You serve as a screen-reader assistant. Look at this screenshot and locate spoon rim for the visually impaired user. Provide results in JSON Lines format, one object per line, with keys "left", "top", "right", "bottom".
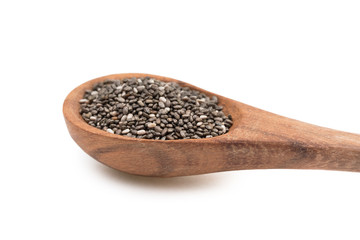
{"left": 63, "top": 73, "right": 236, "bottom": 143}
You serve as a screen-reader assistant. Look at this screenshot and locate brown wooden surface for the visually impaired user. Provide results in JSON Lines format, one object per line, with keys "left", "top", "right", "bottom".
{"left": 63, "top": 73, "right": 360, "bottom": 177}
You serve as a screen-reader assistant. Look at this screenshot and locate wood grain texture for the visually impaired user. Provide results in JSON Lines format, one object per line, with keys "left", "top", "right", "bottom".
{"left": 63, "top": 73, "right": 360, "bottom": 177}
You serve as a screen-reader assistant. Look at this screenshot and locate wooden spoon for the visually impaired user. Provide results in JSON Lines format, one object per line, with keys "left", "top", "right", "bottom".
{"left": 63, "top": 73, "right": 360, "bottom": 177}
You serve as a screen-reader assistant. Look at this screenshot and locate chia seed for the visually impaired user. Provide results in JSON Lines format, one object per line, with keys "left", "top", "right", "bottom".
{"left": 79, "top": 77, "right": 233, "bottom": 140}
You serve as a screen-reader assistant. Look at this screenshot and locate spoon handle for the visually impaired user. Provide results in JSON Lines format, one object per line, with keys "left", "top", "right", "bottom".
{"left": 227, "top": 105, "right": 360, "bottom": 172}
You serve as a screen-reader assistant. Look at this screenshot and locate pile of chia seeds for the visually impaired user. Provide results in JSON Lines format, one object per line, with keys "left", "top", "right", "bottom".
{"left": 79, "top": 77, "right": 233, "bottom": 140}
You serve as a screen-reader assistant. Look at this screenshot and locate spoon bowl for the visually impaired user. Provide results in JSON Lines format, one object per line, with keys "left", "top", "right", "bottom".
{"left": 63, "top": 73, "right": 360, "bottom": 177}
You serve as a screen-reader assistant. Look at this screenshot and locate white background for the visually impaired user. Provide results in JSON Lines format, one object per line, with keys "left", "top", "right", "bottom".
{"left": 1, "top": 1, "right": 360, "bottom": 239}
